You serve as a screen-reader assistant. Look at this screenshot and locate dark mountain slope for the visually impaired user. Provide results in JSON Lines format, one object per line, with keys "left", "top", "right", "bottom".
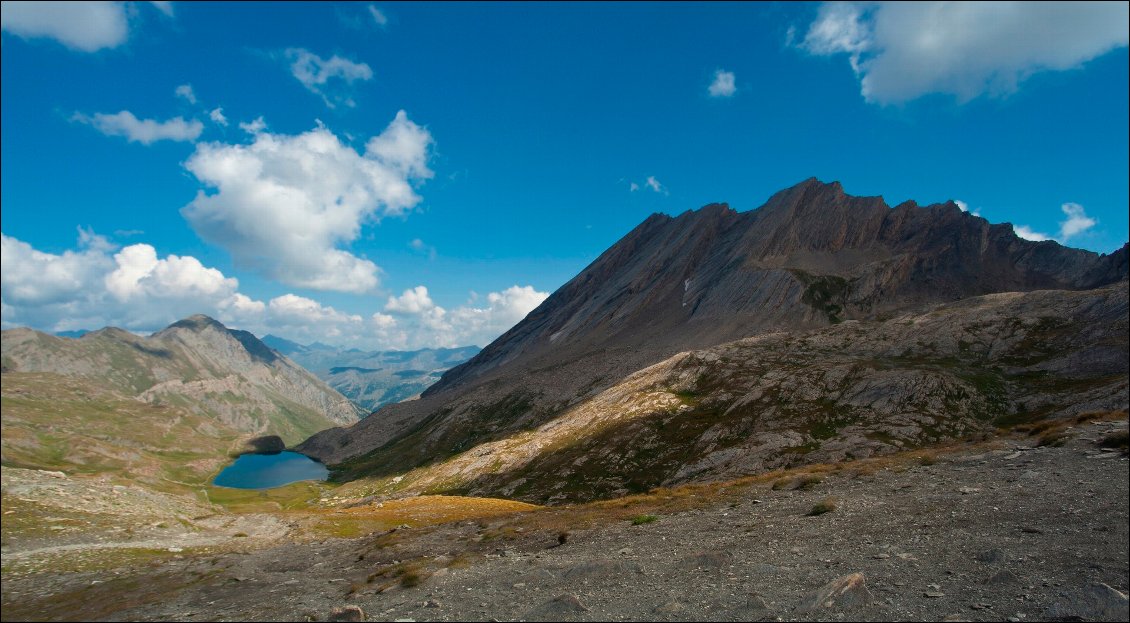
{"left": 299, "top": 179, "right": 1127, "bottom": 473}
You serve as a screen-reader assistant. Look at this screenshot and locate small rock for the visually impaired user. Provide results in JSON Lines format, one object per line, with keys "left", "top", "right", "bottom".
{"left": 925, "top": 592, "right": 946, "bottom": 598}
{"left": 423, "top": 600, "right": 439, "bottom": 608}
{"left": 653, "top": 601, "right": 685, "bottom": 614}
{"left": 732, "top": 594, "right": 775, "bottom": 621}
{"left": 167, "top": 547, "right": 183, "bottom": 553}
{"left": 683, "top": 551, "right": 730, "bottom": 568}
{"left": 975, "top": 549, "right": 1006, "bottom": 564}
{"left": 326, "top": 605, "right": 365, "bottom": 622}
{"left": 873, "top": 553, "right": 890, "bottom": 560}
{"left": 525, "top": 594, "right": 589, "bottom": 620}
{"left": 958, "top": 487, "right": 981, "bottom": 495}
{"left": 983, "top": 570, "right": 1020, "bottom": 586}
{"left": 796, "top": 572, "right": 873, "bottom": 612}
{"left": 563, "top": 559, "right": 641, "bottom": 580}
{"left": 1045, "top": 583, "right": 1129, "bottom": 621}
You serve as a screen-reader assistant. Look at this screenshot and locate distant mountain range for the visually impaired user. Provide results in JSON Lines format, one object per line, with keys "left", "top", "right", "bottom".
{"left": 298, "top": 178, "right": 1129, "bottom": 503}
{"left": 258, "top": 335, "right": 479, "bottom": 413}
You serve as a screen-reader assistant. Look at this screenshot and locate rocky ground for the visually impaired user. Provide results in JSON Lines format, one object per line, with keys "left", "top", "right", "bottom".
{"left": 2, "top": 419, "right": 1127, "bottom": 622}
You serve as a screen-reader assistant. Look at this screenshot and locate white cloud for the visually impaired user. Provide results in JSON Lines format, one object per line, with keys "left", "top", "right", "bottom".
{"left": 365, "top": 111, "right": 434, "bottom": 179}
{"left": 182, "top": 111, "right": 434, "bottom": 293}
{"left": 175, "top": 84, "right": 197, "bottom": 104}
{"left": 385, "top": 285, "right": 435, "bottom": 314}
{"left": 239, "top": 116, "right": 266, "bottom": 134}
{"left": 1013, "top": 225, "right": 1051, "bottom": 242}
{"left": 105, "top": 244, "right": 238, "bottom": 303}
{"left": 1, "top": 1, "right": 129, "bottom": 52}
{"left": 1, "top": 230, "right": 115, "bottom": 307}
{"left": 285, "top": 48, "right": 373, "bottom": 108}
{"left": 0, "top": 230, "right": 250, "bottom": 333}
{"left": 954, "top": 199, "right": 981, "bottom": 217}
{"left": 708, "top": 69, "right": 737, "bottom": 97}
{"left": 368, "top": 5, "right": 388, "bottom": 27}
{"left": 75, "top": 110, "right": 204, "bottom": 144}
{"left": 1011, "top": 202, "right": 1097, "bottom": 244}
{"left": 2, "top": 232, "right": 548, "bottom": 350}
{"left": 1058, "top": 202, "right": 1096, "bottom": 240}
{"left": 629, "top": 182, "right": 640, "bottom": 192}
{"left": 149, "top": 1, "right": 173, "bottom": 17}
{"left": 209, "top": 107, "right": 228, "bottom": 126}
{"left": 381, "top": 284, "right": 548, "bottom": 348}
{"left": 645, "top": 175, "right": 668, "bottom": 195}
{"left": 799, "top": 2, "right": 1130, "bottom": 104}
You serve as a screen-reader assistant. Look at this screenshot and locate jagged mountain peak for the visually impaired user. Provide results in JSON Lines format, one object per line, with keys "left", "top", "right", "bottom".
{"left": 426, "top": 179, "right": 1126, "bottom": 397}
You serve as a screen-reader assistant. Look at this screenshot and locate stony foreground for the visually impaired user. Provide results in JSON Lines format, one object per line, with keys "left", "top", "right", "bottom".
{"left": 2, "top": 420, "right": 1127, "bottom": 622}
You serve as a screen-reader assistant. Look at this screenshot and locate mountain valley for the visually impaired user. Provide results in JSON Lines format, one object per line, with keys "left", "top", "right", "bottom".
{"left": 261, "top": 336, "right": 479, "bottom": 413}
{"left": 2, "top": 179, "right": 1127, "bottom": 622}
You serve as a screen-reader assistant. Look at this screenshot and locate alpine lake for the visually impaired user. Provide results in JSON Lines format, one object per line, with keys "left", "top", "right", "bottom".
{"left": 212, "top": 451, "right": 328, "bottom": 489}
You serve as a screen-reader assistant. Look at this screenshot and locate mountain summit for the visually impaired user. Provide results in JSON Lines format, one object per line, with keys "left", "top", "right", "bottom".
{"left": 298, "top": 179, "right": 1127, "bottom": 501}
{"left": 429, "top": 178, "right": 1125, "bottom": 396}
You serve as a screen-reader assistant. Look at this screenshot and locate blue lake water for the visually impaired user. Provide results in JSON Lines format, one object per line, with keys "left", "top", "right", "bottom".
{"left": 212, "top": 451, "right": 328, "bottom": 489}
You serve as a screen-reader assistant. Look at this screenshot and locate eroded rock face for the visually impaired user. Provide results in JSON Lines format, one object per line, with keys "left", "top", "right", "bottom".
{"left": 311, "top": 283, "right": 1127, "bottom": 503}
{"left": 300, "top": 179, "right": 1126, "bottom": 472}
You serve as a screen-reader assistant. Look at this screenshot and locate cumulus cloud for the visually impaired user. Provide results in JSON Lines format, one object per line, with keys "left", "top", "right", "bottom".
{"left": 209, "top": 107, "right": 228, "bottom": 126}
{"left": 799, "top": 2, "right": 1129, "bottom": 104}
{"left": 285, "top": 48, "right": 373, "bottom": 108}
{"left": 1, "top": 229, "right": 115, "bottom": 308}
{"left": 175, "top": 84, "right": 197, "bottom": 104}
{"left": 0, "top": 230, "right": 248, "bottom": 333}
{"left": 1013, "top": 225, "right": 1051, "bottom": 242}
{"left": 645, "top": 175, "right": 668, "bottom": 195}
{"left": 1057, "top": 202, "right": 1096, "bottom": 240}
{"left": 381, "top": 284, "right": 548, "bottom": 348}
{"left": 1, "top": 1, "right": 130, "bottom": 52}
{"left": 181, "top": 111, "right": 434, "bottom": 293}
{"left": 708, "top": 69, "right": 737, "bottom": 97}
{"left": 1012, "top": 202, "right": 1097, "bottom": 243}
{"left": 75, "top": 110, "right": 204, "bottom": 144}
{"left": 238, "top": 116, "right": 266, "bottom": 134}
{"left": 385, "top": 285, "right": 435, "bottom": 314}
{"left": 2, "top": 233, "right": 540, "bottom": 350}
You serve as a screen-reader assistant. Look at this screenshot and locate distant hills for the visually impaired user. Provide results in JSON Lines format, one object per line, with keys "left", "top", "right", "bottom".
{"left": 1, "top": 315, "right": 363, "bottom": 486}
{"left": 259, "top": 335, "right": 479, "bottom": 413}
{"left": 298, "top": 178, "right": 1129, "bottom": 503}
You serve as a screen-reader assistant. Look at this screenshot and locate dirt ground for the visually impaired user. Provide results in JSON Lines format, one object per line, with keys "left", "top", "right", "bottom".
{"left": 2, "top": 420, "right": 1127, "bottom": 622}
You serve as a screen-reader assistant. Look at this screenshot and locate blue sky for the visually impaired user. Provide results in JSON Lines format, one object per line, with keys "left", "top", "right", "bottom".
{"left": 2, "top": 2, "right": 1128, "bottom": 349}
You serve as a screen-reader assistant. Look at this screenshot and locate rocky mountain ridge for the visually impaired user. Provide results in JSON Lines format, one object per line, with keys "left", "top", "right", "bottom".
{"left": 313, "top": 282, "right": 1128, "bottom": 503}
{"left": 298, "top": 179, "right": 1128, "bottom": 482}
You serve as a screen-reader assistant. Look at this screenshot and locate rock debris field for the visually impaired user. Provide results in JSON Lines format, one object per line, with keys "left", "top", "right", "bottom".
{"left": 2, "top": 421, "right": 1127, "bottom": 622}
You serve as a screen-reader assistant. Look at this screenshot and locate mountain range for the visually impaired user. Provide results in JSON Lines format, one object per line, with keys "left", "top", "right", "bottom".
{"left": 1, "top": 315, "right": 362, "bottom": 487}
{"left": 259, "top": 335, "right": 479, "bottom": 413}
{"left": 297, "top": 178, "right": 1128, "bottom": 502}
